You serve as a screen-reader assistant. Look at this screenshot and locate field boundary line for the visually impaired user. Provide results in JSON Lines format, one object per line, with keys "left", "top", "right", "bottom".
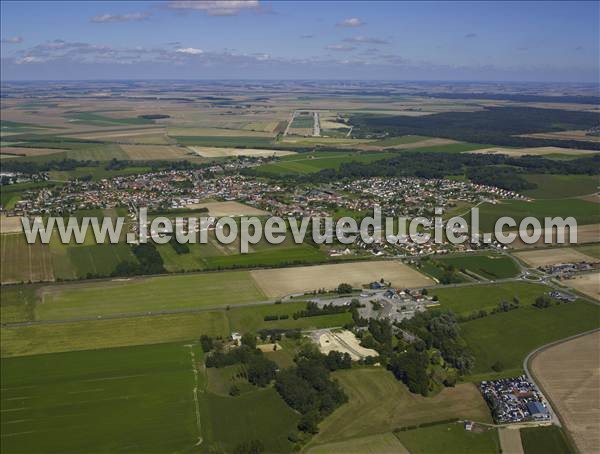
{"left": 186, "top": 345, "right": 203, "bottom": 446}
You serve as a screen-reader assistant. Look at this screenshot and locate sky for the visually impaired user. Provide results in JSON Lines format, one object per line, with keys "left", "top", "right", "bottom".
{"left": 1, "top": 0, "right": 598, "bottom": 82}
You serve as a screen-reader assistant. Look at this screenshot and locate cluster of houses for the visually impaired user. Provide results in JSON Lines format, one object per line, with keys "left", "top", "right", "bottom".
{"left": 480, "top": 376, "right": 551, "bottom": 424}
{"left": 1, "top": 171, "right": 281, "bottom": 217}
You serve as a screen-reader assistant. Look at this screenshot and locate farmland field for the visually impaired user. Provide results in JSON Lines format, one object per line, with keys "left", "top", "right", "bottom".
{"left": 432, "top": 282, "right": 551, "bottom": 316}
{"left": 309, "top": 368, "right": 491, "bottom": 446}
{"left": 395, "top": 423, "right": 501, "bottom": 454}
{"left": 308, "top": 433, "right": 409, "bottom": 454}
{"left": 461, "top": 301, "right": 600, "bottom": 377}
{"left": 251, "top": 260, "right": 432, "bottom": 297}
{"left": 513, "top": 247, "right": 597, "bottom": 267}
{"left": 0, "top": 234, "right": 54, "bottom": 284}
{"left": 188, "top": 146, "right": 296, "bottom": 157}
{"left": 0, "top": 312, "right": 229, "bottom": 357}
{"left": 120, "top": 144, "right": 200, "bottom": 160}
{"left": 522, "top": 174, "right": 599, "bottom": 199}
{"left": 562, "top": 272, "right": 600, "bottom": 300}
{"left": 36, "top": 271, "right": 266, "bottom": 320}
{"left": 530, "top": 331, "right": 599, "bottom": 453}
{"left": 255, "top": 151, "right": 396, "bottom": 174}
{"left": 436, "top": 253, "right": 521, "bottom": 279}
{"left": 520, "top": 426, "right": 575, "bottom": 454}
{"left": 473, "top": 198, "right": 600, "bottom": 232}
{"left": 0, "top": 343, "right": 201, "bottom": 453}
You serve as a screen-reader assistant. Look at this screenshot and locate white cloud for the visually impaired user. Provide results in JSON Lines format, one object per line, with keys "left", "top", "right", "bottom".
{"left": 168, "top": 1, "right": 260, "bottom": 16}
{"left": 176, "top": 47, "right": 204, "bottom": 55}
{"left": 91, "top": 12, "right": 151, "bottom": 23}
{"left": 1, "top": 36, "right": 23, "bottom": 44}
{"left": 343, "top": 36, "right": 388, "bottom": 45}
{"left": 337, "top": 17, "right": 364, "bottom": 28}
{"left": 325, "top": 43, "right": 356, "bottom": 52}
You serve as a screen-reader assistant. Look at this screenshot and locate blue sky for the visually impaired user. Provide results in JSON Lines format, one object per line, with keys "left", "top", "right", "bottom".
{"left": 1, "top": 1, "right": 598, "bottom": 81}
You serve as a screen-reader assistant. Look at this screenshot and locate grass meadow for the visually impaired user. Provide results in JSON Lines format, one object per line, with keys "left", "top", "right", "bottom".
{"left": 435, "top": 253, "right": 521, "bottom": 280}
{"left": 522, "top": 174, "right": 599, "bottom": 199}
{"left": 395, "top": 423, "right": 501, "bottom": 454}
{"left": 37, "top": 271, "right": 266, "bottom": 320}
{"left": 309, "top": 368, "right": 491, "bottom": 447}
{"left": 520, "top": 426, "right": 575, "bottom": 454}
{"left": 432, "top": 281, "right": 551, "bottom": 316}
{"left": 0, "top": 343, "right": 200, "bottom": 453}
{"left": 461, "top": 300, "right": 600, "bottom": 378}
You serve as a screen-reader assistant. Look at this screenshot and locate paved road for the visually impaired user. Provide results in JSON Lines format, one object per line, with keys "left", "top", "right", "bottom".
{"left": 313, "top": 111, "right": 320, "bottom": 137}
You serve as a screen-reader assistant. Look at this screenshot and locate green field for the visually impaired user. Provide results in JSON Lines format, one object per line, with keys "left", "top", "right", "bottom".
{"left": 461, "top": 300, "right": 600, "bottom": 377}
{"left": 520, "top": 426, "right": 575, "bottom": 454}
{"left": 522, "top": 174, "right": 599, "bottom": 199}
{"left": 436, "top": 253, "right": 521, "bottom": 280}
{"left": 308, "top": 432, "right": 408, "bottom": 454}
{"left": 65, "top": 111, "right": 153, "bottom": 126}
{"left": 37, "top": 271, "right": 266, "bottom": 320}
{"left": 0, "top": 343, "right": 200, "bottom": 453}
{"left": 0, "top": 234, "right": 54, "bottom": 284}
{"left": 174, "top": 135, "right": 275, "bottom": 147}
{"left": 290, "top": 114, "right": 314, "bottom": 129}
{"left": 309, "top": 368, "right": 491, "bottom": 446}
{"left": 432, "top": 282, "right": 551, "bottom": 316}
{"left": 472, "top": 198, "right": 600, "bottom": 232}
{"left": 0, "top": 285, "right": 37, "bottom": 323}
{"left": 0, "top": 311, "right": 229, "bottom": 357}
{"left": 256, "top": 150, "right": 396, "bottom": 174}
{"left": 395, "top": 423, "right": 501, "bottom": 454}
{"left": 1, "top": 340, "right": 301, "bottom": 453}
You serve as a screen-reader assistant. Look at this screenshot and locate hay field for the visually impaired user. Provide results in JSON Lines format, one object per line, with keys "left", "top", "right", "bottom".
{"left": 530, "top": 331, "right": 600, "bottom": 453}
{"left": 514, "top": 248, "right": 597, "bottom": 267}
{"left": 563, "top": 272, "right": 600, "bottom": 300}
{"left": 187, "top": 201, "right": 268, "bottom": 216}
{"left": 498, "top": 428, "right": 524, "bottom": 454}
{"left": 251, "top": 261, "right": 432, "bottom": 297}
{"left": 0, "top": 234, "right": 54, "bottom": 284}
{"left": 189, "top": 146, "right": 296, "bottom": 158}
{"left": 308, "top": 433, "right": 409, "bottom": 454}
{"left": 310, "top": 368, "right": 491, "bottom": 446}
{"left": 509, "top": 224, "right": 600, "bottom": 249}
{"left": 0, "top": 215, "right": 22, "bottom": 233}
{"left": 469, "top": 146, "right": 597, "bottom": 157}
{"left": 120, "top": 144, "right": 199, "bottom": 160}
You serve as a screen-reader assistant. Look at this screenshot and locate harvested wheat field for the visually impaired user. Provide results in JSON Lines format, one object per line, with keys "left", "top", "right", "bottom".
{"left": 251, "top": 261, "right": 432, "bottom": 297}
{"left": 120, "top": 144, "right": 198, "bottom": 160}
{"left": 514, "top": 248, "right": 597, "bottom": 267}
{"left": 470, "top": 146, "right": 597, "bottom": 157}
{"left": 498, "top": 428, "right": 524, "bottom": 454}
{"left": 563, "top": 273, "right": 600, "bottom": 300}
{"left": 188, "top": 201, "right": 268, "bottom": 217}
{"left": 510, "top": 224, "right": 600, "bottom": 249}
{"left": 0, "top": 215, "right": 23, "bottom": 233}
{"left": 531, "top": 331, "right": 600, "bottom": 453}
{"left": 189, "top": 146, "right": 296, "bottom": 158}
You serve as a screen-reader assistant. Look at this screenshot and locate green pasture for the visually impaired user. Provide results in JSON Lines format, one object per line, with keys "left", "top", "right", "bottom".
{"left": 395, "top": 423, "right": 501, "bottom": 454}
{"left": 435, "top": 253, "right": 521, "bottom": 280}
{"left": 461, "top": 300, "right": 600, "bottom": 376}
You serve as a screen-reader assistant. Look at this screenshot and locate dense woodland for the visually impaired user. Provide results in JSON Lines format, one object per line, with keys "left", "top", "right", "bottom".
{"left": 349, "top": 106, "right": 600, "bottom": 150}
{"left": 276, "top": 152, "right": 600, "bottom": 191}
